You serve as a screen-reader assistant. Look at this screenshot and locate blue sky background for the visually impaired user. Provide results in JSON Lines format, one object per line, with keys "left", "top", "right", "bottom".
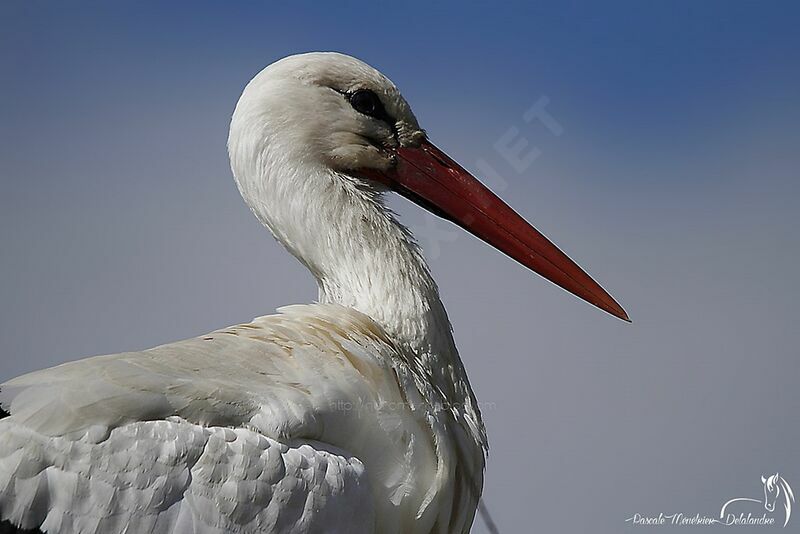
{"left": 1, "top": 2, "right": 799, "bottom": 532}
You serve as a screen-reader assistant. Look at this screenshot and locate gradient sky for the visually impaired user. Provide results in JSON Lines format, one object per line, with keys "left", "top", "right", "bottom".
{"left": 1, "top": 2, "right": 799, "bottom": 533}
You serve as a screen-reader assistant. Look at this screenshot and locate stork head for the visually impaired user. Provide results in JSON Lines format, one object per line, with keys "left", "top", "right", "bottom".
{"left": 229, "top": 52, "right": 422, "bottom": 176}
{"left": 228, "top": 52, "right": 628, "bottom": 322}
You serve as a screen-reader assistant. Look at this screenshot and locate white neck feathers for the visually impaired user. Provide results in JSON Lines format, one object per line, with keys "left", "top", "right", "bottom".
{"left": 227, "top": 96, "right": 487, "bottom": 456}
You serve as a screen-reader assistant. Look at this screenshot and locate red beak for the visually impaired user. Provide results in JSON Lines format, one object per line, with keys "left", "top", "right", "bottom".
{"left": 361, "top": 139, "right": 630, "bottom": 322}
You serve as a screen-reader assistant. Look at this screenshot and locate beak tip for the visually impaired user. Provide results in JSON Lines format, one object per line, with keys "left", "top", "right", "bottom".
{"left": 609, "top": 303, "right": 631, "bottom": 323}
{"left": 592, "top": 293, "right": 630, "bottom": 323}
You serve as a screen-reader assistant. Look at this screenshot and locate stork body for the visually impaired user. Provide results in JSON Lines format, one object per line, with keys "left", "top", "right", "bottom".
{"left": 0, "top": 304, "right": 479, "bottom": 533}
{"left": 0, "top": 53, "right": 626, "bottom": 533}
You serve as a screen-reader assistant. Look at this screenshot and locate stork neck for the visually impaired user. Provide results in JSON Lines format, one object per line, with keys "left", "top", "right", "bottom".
{"left": 306, "top": 176, "right": 487, "bottom": 449}
{"left": 230, "top": 144, "right": 485, "bottom": 449}
{"left": 322, "top": 215, "right": 452, "bottom": 358}
{"left": 312, "top": 174, "right": 457, "bottom": 366}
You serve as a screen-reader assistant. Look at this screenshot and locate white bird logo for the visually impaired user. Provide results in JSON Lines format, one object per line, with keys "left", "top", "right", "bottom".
{"left": 720, "top": 473, "right": 795, "bottom": 527}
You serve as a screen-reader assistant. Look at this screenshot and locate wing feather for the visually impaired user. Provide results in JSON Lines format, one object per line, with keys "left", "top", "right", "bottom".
{"left": 0, "top": 305, "right": 393, "bottom": 533}
{"left": 0, "top": 414, "right": 374, "bottom": 533}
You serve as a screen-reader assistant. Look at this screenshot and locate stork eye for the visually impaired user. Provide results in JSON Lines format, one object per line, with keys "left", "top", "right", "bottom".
{"left": 349, "top": 89, "right": 383, "bottom": 118}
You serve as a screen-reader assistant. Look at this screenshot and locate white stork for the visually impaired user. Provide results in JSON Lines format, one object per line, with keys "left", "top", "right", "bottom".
{"left": 0, "top": 52, "right": 628, "bottom": 534}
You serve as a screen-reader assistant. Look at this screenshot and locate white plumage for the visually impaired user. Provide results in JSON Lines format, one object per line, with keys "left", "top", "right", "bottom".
{"left": 1, "top": 305, "right": 472, "bottom": 533}
{"left": 1, "top": 51, "right": 627, "bottom": 534}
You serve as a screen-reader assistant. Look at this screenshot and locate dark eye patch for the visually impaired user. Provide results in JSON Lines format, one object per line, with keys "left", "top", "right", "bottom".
{"left": 348, "top": 89, "right": 395, "bottom": 125}
{"left": 350, "top": 89, "right": 380, "bottom": 115}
